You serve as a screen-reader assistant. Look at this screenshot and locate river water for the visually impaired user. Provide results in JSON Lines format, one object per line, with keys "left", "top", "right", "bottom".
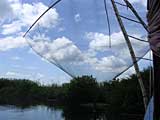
{"left": 0, "top": 105, "right": 107, "bottom": 120}
{"left": 0, "top": 105, "right": 64, "bottom": 120}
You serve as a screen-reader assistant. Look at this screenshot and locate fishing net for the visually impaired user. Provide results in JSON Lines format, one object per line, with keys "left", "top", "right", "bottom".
{"left": 24, "top": 0, "right": 150, "bottom": 81}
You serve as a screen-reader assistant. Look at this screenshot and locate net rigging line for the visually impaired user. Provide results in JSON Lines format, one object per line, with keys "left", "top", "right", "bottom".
{"left": 103, "top": 0, "right": 112, "bottom": 48}
{"left": 123, "top": 0, "right": 149, "bottom": 32}
{"left": 114, "top": 0, "right": 149, "bottom": 44}
{"left": 23, "top": 0, "right": 62, "bottom": 37}
{"left": 26, "top": 36, "right": 75, "bottom": 78}
{"left": 128, "top": 35, "right": 149, "bottom": 43}
{"left": 113, "top": 49, "right": 150, "bottom": 79}
{"left": 114, "top": 0, "right": 148, "bottom": 32}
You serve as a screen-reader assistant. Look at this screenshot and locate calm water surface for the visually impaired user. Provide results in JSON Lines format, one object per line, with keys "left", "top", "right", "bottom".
{"left": 0, "top": 105, "right": 64, "bottom": 120}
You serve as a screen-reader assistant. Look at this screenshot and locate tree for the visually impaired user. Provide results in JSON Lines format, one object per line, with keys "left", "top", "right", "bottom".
{"left": 66, "top": 76, "right": 99, "bottom": 105}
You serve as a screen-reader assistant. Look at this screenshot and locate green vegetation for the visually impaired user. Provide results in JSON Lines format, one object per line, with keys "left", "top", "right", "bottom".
{"left": 0, "top": 68, "right": 151, "bottom": 119}
{"left": 0, "top": 79, "right": 64, "bottom": 106}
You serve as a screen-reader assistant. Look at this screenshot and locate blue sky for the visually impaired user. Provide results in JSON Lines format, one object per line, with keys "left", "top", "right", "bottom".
{"left": 0, "top": 0, "right": 151, "bottom": 85}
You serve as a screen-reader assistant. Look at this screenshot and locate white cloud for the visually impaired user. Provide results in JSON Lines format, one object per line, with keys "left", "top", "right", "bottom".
{"left": 86, "top": 32, "right": 149, "bottom": 57}
{"left": 10, "top": 2, "right": 59, "bottom": 28}
{"left": 1, "top": 21, "right": 23, "bottom": 35}
{"left": 6, "top": 71, "right": 17, "bottom": 76}
{"left": 83, "top": 55, "right": 127, "bottom": 73}
{"left": 86, "top": 32, "right": 125, "bottom": 52}
{"left": 74, "top": 14, "right": 81, "bottom": 22}
{"left": 85, "top": 31, "right": 149, "bottom": 73}
{"left": 5, "top": 71, "right": 44, "bottom": 81}
{"left": 1, "top": 1, "right": 59, "bottom": 35}
{"left": 5, "top": 71, "right": 31, "bottom": 79}
{"left": 30, "top": 36, "right": 83, "bottom": 63}
{"left": 95, "top": 56, "right": 127, "bottom": 72}
{"left": 0, "top": 36, "right": 27, "bottom": 51}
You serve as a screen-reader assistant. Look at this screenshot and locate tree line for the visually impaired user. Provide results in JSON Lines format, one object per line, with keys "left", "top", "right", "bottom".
{"left": 0, "top": 68, "right": 151, "bottom": 120}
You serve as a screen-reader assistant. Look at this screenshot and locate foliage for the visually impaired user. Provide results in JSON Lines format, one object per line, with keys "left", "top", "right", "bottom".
{"left": 66, "top": 76, "right": 99, "bottom": 105}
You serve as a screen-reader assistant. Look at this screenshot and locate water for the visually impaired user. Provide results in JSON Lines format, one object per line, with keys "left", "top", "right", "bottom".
{"left": 0, "top": 105, "right": 64, "bottom": 120}
{"left": 0, "top": 105, "right": 107, "bottom": 120}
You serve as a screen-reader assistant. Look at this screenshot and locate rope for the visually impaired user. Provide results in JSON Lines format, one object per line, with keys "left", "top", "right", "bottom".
{"left": 25, "top": 35, "right": 75, "bottom": 78}
{"left": 103, "top": 0, "right": 112, "bottom": 48}
{"left": 113, "top": 49, "right": 150, "bottom": 79}
{"left": 23, "top": 0, "right": 62, "bottom": 37}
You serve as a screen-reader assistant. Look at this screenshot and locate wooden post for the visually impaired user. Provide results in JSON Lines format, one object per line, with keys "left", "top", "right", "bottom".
{"left": 153, "top": 54, "right": 160, "bottom": 120}
{"left": 110, "top": 0, "right": 148, "bottom": 110}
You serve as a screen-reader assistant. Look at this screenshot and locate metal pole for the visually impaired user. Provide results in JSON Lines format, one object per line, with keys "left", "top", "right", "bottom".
{"left": 110, "top": 0, "right": 148, "bottom": 110}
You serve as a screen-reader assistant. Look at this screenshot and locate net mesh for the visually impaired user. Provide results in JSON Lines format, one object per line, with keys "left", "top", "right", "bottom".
{"left": 24, "top": 0, "right": 150, "bottom": 81}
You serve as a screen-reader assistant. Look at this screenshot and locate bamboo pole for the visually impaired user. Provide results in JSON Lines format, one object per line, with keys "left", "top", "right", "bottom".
{"left": 110, "top": 0, "right": 148, "bottom": 110}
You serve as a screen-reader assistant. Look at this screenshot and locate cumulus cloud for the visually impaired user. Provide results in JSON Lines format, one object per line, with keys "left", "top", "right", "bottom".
{"left": 30, "top": 36, "right": 83, "bottom": 63}
{"left": 86, "top": 32, "right": 125, "bottom": 52}
{"left": 0, "top": 36, "right": 27, "bottom": 51}
{"left": 1, "top": 21, "right": 23, "bottom": 35}
{"left": 90, "top": 56, "right": 127, "bottom": 72}
{"left": 16, "top": 2, "right": 59, "bottom": 28}
{"left": 1, "top": 1, "right": 59, "bottom": 35}
{"left": 86, "top": 32, "right": 148, "bottom": 56}
{"left": 28, "top": 33, "right": 129, "bottom": 76}
{"left": 85, "top": 31, "right": 149, "bottom": 73}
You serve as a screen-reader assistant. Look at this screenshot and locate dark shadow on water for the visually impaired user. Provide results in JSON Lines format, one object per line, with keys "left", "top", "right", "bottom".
{"left": 61, "top": 104, "right": 107, "bottom": 120}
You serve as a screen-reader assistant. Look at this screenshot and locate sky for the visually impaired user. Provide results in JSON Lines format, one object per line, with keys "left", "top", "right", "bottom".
{"left": 0, "top": 0, "right": 151, "bottom": 85}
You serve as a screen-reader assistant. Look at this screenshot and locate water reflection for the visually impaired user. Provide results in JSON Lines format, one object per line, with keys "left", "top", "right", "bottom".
{"left": 0, "top": 105, "right": 107, "bottom": 120}
{"left": 62, "top": 104, "right": 107, "bottom": 120}
{"left": 0, "top": 105, "right": 64, "bottom": 120}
